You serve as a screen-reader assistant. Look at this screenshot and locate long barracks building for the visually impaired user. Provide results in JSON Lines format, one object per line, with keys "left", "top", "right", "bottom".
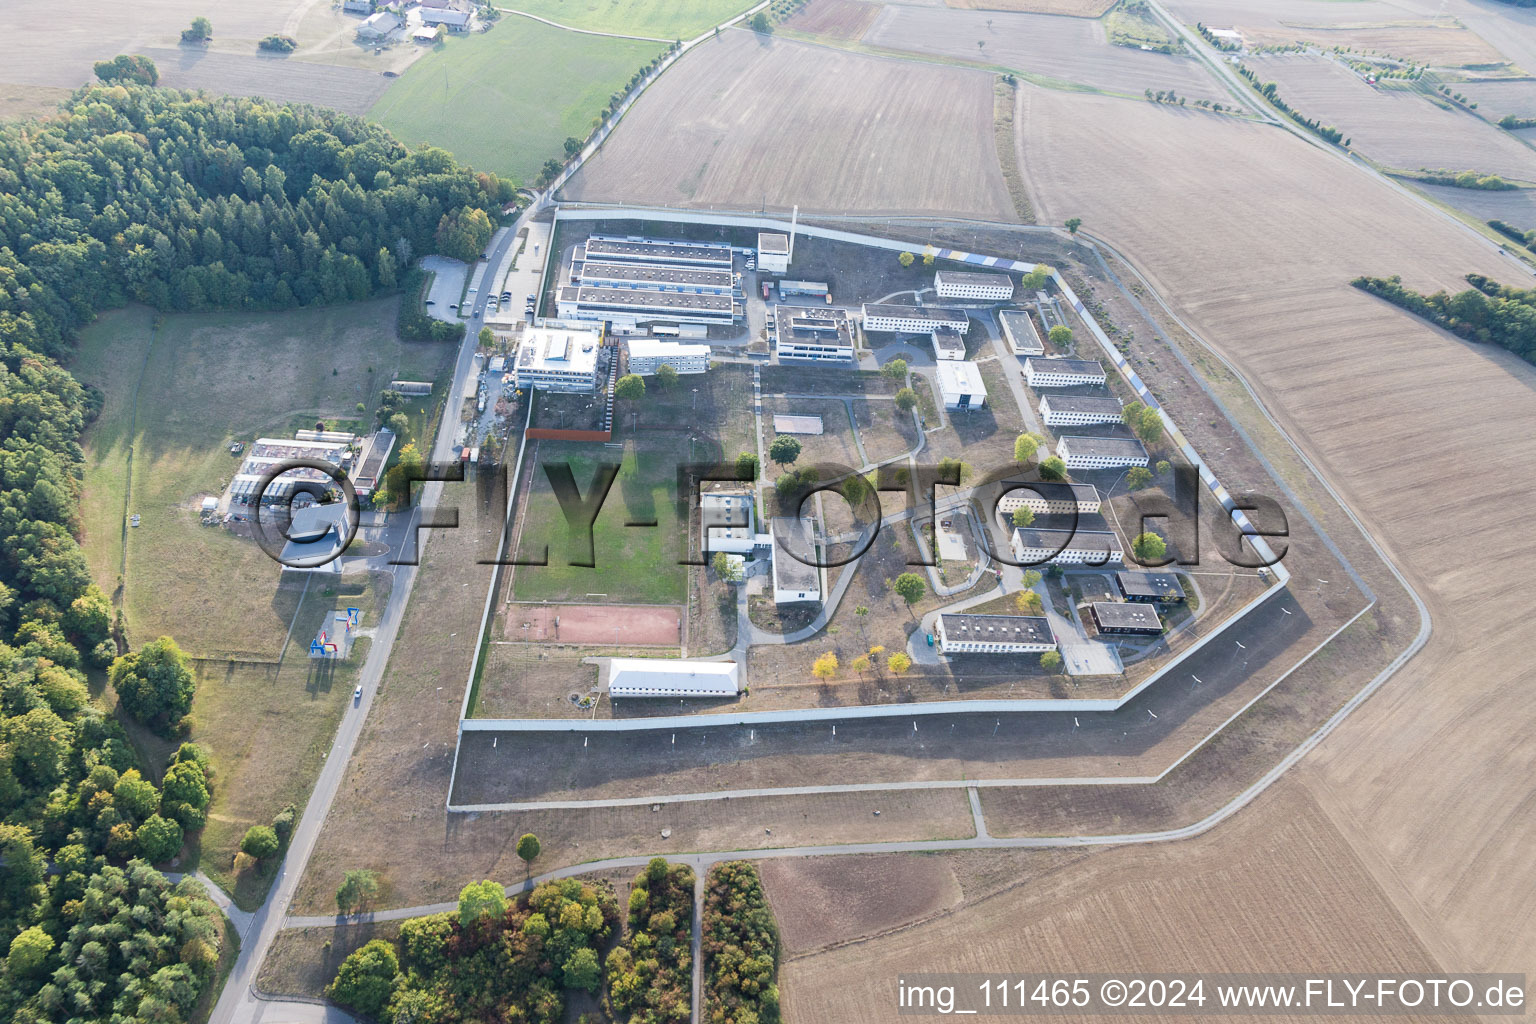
{"left": 861, "top": 302, "right": 969, "bottom": 334}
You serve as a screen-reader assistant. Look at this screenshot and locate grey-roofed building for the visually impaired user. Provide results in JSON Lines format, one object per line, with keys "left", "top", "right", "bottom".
{"left": 1116, "top": 570, "right": 1186, "bottom": 603}
{"left": 573, "top": 259, "right": 735, "bottom": 293}
{"left": 280, "top": 502, "right": 352, "bottom": 573}
{"left": 1090, "top": 602, "right": 1163, "bottom": 635}
{"left": 1039, "top": 394, "right": 1124, "bottom": 427}
{"left": 771, "top": 516, "right": 821, "bottom": 604}
{"left": 607, "top": 658, "right": 740, "bottom": 698}
{"left": 557, "top": 284, "right": 737, "bottom": 329}
{"left": 774, "top": 305, "right": 855, "bottom": 362}
{"left": 999, "top": 309, "right": 1044, "bottom": 355}
{"left": 931, "top": 325, "right": 966, "bottom": 360}
{"left": 861, "top": 302, "right": 969, "bottom": 334}
{"left": 934, "top": 269, "right": 1015, "bottom": 301}
{"left": 1023, "top": 357, "right": 1106, "bottom": 388}
{"left": 1011, "top": 526, "right": 1123, "bottom": 565}
{"left": 1056, "top": 434, "right": 1149, "bottom": 470}
{"left": 936, "top": 613, "right": 1055, "bottom": 654}
{"left": 757, "top": 232, "right": 790, "bottom": 273}
{"left": 581, "top": 234, "right": 734, "bottom": 267}
{"left": 996, "top": 480, "right": 1101, "bottom": 517}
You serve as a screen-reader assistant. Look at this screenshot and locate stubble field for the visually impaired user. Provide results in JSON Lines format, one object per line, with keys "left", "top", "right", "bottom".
{"left": 861, "top": 6, "right": 1228, "bottom": 101}
{"left": 142, "top": 47, "right": 390, "bottom": 115}
{"left": 944, "top": 0, "right": 1116, "bottom": 15}
{"left": 560, "top": 31, "right": 1018, "bottom": 220}
{"left": 1018, "top": 83, "right": 1536, "bottom": 982}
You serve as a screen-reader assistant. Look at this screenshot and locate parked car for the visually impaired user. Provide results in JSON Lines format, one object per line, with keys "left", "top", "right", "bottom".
{"left": 424, "top": 299, "right": 435, "bottom": 306}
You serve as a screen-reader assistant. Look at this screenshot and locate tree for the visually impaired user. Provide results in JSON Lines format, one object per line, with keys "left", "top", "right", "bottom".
{"left": 327, "top": 939, "right": 399, "bottom": 1019}
{"left": 1020, "top": 265, "right": 1053, "bottom": 291}
{"left": 539, "top": 157, "right": 564, "bottom": 184}
{"left": 888, "top": 651, "right": 912, "bottom": 674}
{"left": 898, "top": 251, "right": 915, "bottom": 267}
{"left": 182, "top": 16, "right": 213, "bottom": 42}
{"left": 750, "top": 10, "right": 772, "bottom": 32}
{"left": 1127, "top": 466, "right": 1152, "bottom": 490}
{"left": 1015, "top": 590, "right": 1044, "bottom": 615}
{"left": 240, "top": 825, "right": 281, "bottom": 861}
{"left": 894, "top": 387, "right": 918, "bottom": 412}
{"left": 1022, "top": 569, "right": 1042, "bottom": 588}
{"left": 1048, "top": 324, "right": 1074, "bottom": 348}
{"left": 711, "top": 550, "right": 743, "bottom": 583}
{"left": 851, "top": 654, "right": 871, "bottom": 674}
{"left": 1012, "top": 505, "right": 1036, "bottom": 528}
{"left": 564, "top": 136, "right": 583, "bottom": 156}
{"left": 516, "top": 832, "right": 541, "bottom": 872}
{"left": 615, "top": 373, "right": 646, "bottom": 401}
{"left": 458, "top": 879, "right": 508, "bottom": 927}
{"left": 923, "top": 249, "right": 936, "bottom": 265}
{"left": 337, "top": 869, "right": 381, "bottom": 915}
{"left": 1039, "top": 456, "right": 1067, "bottom": 481}
{"left": 655, "top": 363, "right": 680, "bottom": 390}
{"left": 137, "top": 814, "right": 185, "bottom": 863}
{"left": 735, "top": 451, "right": 759, "bottom": 480}
{"left": 1065, "top": 217, "right": 1082, "bottom": 234}
{"left": 434, "top": 207, "right": 493, "bottom": 263}
{"left": 1013, "top": 432, "right": 1042, "bottom": 463}
{"left": 478, "top": 326, "right": 494, "bottom": 348}
{"left": 769, "top": 435, "right": 802, "bottom": 466}
{"left": 1156, "top": 459, "right": 1171, "bottom": 476}
{"left": 1041, "top": 650, "right": 1063, "bottom": 672}
{"left": 110, "top": 636, "right": 196, "bottom": 730}
{"left": 114, "top": 768, "right": 159, "bottom": 822}
{"left": 1132, "top": 531, "right": 1169, "bottom": 563}
{"left": 564, "top": 946, "right": 602, "bottom": 992}
{"left": 882, "top": 357, "right": 909, "bottom": 380}
{"left": 93, "top": 54, "right": 159, "bottom": 86}
{"left": 812, "top": 652, "right": 839, "bottom": 679}
{"left": 6, "top": 925, "right": 53, "bottom": 978}
{"left": 893, "top": 572, "right": 926, "bottom": 606}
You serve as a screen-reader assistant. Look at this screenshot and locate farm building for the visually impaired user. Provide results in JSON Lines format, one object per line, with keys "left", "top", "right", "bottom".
{"left": 935, "top": 269, "right": 1015, "bottom": 301}
{"left": 997, "top": 480, "right": 1101, "bottom": 517}
{"left": 389, "top": 380, "right": 433, "bottom": 395}
{"left": 999, "top": 310, "right": 1044, "bottom": 356}
{"left": 936, "top": 613, "right": 1054, "bottom": 655}
{"left": 412, "top": 24, "right": 444, "bottom": 42}
{"left": 229, "top": 436, "right": 355, "bottom": 506}
{"left": 773, "top": 414, "right": 823, "bottom": 434}
{"left": 1056, "top": 435, "right": 1149, "bottom": 470}
{"left": 773, "top": 306, "right": 856, "bottom": 362}
{"left": 607, "top": 658, "right": 740, "bottom": 698}
{"left": 1011, "top": 526, "right": 1123, "bottom": 566}
{"left": 931, "top": 326, "right": 966, "bottom": 360}
{"left": 701, "top": 490, "right": 756, "bottom": 555}
{"left": 757, "top": 232, "right": 791, "bottom": 274}
{"left": 418, "top": 0, "right": 473, "bottom": 28}
{"left": 343, "top": 0, "right": 373, "bottom": 12}
{"left": 512, "top": 325, "right": 602, "bottom": 392}
{"left": 1039, "top": 394, "right": 1124, "bottom": 427}
{"left": 862, "top": 303, "right": 968, "bottom": 335}
{"left": 1090, "top": 602, "right": 1163, "bottom": 636}
{"left": 778, "top": 280, "right": 829, "bottom": 298}
{"left": 626, "top": 338, "right": 709, "bottom": 375}
{"left": 581, "top": 235, "right": 733, "bottom": 268}
{"left": 771, "top": 516, "right": 822, "bottom": 604}
{"left": 1116, "top": 571, "right": 1186, "bottom": 603}
{"left": 350, "top": 429, "right": 396, "bottom": 499}
{"left": 280, "top": 502, "right": 353, "bottom": 574}
{"left": 935, "top": 361, "right": 987, "bottom": 409}
{"left": 356, "top": 11, "right": 401, "bottom": 37}
{"left": 1024, "top": 357, "right": 1106, "bottom": 388}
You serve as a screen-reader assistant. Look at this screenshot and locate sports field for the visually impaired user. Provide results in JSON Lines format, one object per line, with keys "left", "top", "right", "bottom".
{"left": 504, "top": 601, "right": 682, "bottom": 646}
{"left": 508, "top": 436, "right": 691, "bottom": 604}
{"left": 367, "top": 17, "right": 664, "bottom": 183}
{"left": 505, "top": 0, "right": 753, "bottom": 38}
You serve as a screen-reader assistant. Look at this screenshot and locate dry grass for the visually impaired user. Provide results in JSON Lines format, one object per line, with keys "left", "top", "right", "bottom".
{"left": 863, "top": 5, "right": 1227, "bottom": 101}
{"left": 0, "top": 83, "right": 72, "bottom": 121}
{"left": 1248, "top": 54, "right": 1536, "bottom": 181}
{"left": 760, "top": 854, "right": 962, "bottom": 954}
{"left": 1018, "top": 84, "right": 1536, "bottom": 980}
{"left": 561, "top": 31, "right": 1017, "bottom": 221}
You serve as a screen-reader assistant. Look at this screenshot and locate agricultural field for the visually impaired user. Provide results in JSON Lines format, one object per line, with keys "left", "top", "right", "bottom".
{"left": 1017, "top": 82, "right": 1536, "bottom": 984}
{"left": 944, "top": 0, "right": 1116, "bottom": 16}
{"left": 368, "top": 17, "right": 665, "bottom": 183}
{"left": 773, "top": 782, "right": 1450, "bottom": 1022}
{"left": 140, "top": 47, "right": 390, "bottom": 115}
{"left": 502, "top": 0, "right": 753, "bottom": 38}
{"left": 781, "top": 0, "right": 883, "bottom": 41}
{"left": 0, "top": 83, "right": 72, "bottom": 121}
{"left": 1453, "top": 77, "right": 1536, "bottom": 122}
{"left": 72, "top": 300, "right": 449, "bottom": 659}
{"left": 1246, "top": 54, "right": 1536, "bottom": 181}
{"left": 760, "top": 854, "right": 963, "bottom": 953}
{"left": 560, "top": 31, "right": 1018, "bottom": 220}
{"left": 861, "top": 5, "right": 1227, "bottom": 100}
{"left": 1406, "top": 178, "right": 1536, "bottom": 227}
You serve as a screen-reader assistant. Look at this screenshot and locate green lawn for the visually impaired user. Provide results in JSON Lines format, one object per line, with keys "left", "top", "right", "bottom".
{"left": 367, "top": 18, "right": 665, "bottom": 184}
{"left": 504, "top": 0, "right": 754, "bottom": 39}
{"left": 511, "top": 436, "right": 690, "bottom": 604}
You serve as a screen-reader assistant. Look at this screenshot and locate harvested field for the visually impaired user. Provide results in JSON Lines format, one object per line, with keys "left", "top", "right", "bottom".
{"left": 1406, "top": 178, "right": 1536, "bottom": 226}
{"left": 1453, "top": 77, "right": 1536, "bottom": 122}
{"left": 0, "top": 83, "right": 72, "bottom": 121}
{"left": 504, "top": 601, "right": 682, "bottom": 647}
{"left": 142, "top": 47, "right": 390, "bottom": 115}
{"left": 1247, "top": 54, "right": 1536, "bottom": 180}
{"left": 862, "top": 6, "right": 1227, "bottom": 100}
{"left": 561, "top": 31, "right": 1017, "bottom": 221}
{"left": 944, "top": 0, "right": 1115, "bottom": 16}
{"left": 776, "top": 782, "right": 1454, "bottom": 1021}
{"left": 1018, "top": 83, "right": 1536, "bottom": 981}
{"left": 760, "top": 855, "right": 962, "bottom": 954}
{"left": 782, "top": 0, "right": 881, "bottom": 41}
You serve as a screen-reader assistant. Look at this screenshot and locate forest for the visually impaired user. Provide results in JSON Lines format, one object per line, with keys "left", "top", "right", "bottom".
{"left": 0, "top": 82, "right": 506, "bottom": 1022}
{"left": 701, "top": 862, "right": 780, "bottom": 1024}
{"left": 1353, "top": 273, "right": 1536, "bottom": 365}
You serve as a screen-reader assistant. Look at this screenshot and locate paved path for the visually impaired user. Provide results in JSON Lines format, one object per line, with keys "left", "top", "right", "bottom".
{"left": 494, "top": 6, "right": 672, "bottom": 42}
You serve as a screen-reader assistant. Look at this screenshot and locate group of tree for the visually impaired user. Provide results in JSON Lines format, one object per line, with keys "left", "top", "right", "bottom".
{"left": 1120, "top": 400, "right": 1164, "bottom": 444}
{"left": 328, "top": 875, "right": 620, "bottom": 1023}
{"left": 1020, "top": 265, "right": 1053, "bottom": 291}
{"left": 1413, "top": 168, "right": 1516, "bottom": 191}
{"left": 258, "top": 35, "right": 298, "bottom": 53}
{"left": 606, "top": 858, "right": 695, "bottom": 1023}
{"left": 1233, "top": 64, "right": 1346, "bottom": 145}
{"left": 181, "top": 17, "right": 213, "bottom": 44}
{"left": 1144, "top": 89, "right": 1187, "bottom": 105}
{"left": 93, "top": 54, "right": 159, "bottom": 86}
{"left": 701, "top": 861, "right": 781, "bottom": 1024}
{"left": 1498, "top": 114, "right": 1536, "bottom": 130}
{"left": 399, "top": 266, "right": 467, "bottom": 343}
{"left": 1352, "top": 273, "right": 1536, "bottom": 366}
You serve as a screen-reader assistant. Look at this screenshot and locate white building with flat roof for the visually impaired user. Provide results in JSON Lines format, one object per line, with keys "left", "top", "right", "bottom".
{"left": 757, "top": 232, "right": 790, "bottom": 274}
{"left": 936, "top": 613, "right": 1055, "bottom": 654}
{"left": 1039, "top": 394, "right": 1124, "bottom": 427}
{"left": 862, "top": 303, "right": 969, "bottom": 335}
{"left": 1023, "top": 357, "right": 1106, "bottom": 388}
{"left": 1056, "top": 435, "right": 1149, "bottom": 470}
{"left": 627, "top": 338, "right": 709, "bottom": 376}
{"left": 935, "top": 270, "right": 1015, "bottom": 301}
{"left": 701, "top": 490, "right": 756, "bottom": 555}
{"left": 935, "top": 361, "right": 987, "bottom": 410}
{"left": 999, "top": 310, "right": 1044, "bottom": 356}
{"left": 581, "top": 234, "right": 734, "bottom": 267}
{"left": 771, "top": 516, "right": 822, "bottom": 604}
{"left": 931, "top": 326, "right": 966, "bottom": 360}
{"left": 774, "top": 306, "right": 856, "bottom": 363}
{"left": 1011, "top": 527, "right": 1124, "bottom": 566}
{"left": 996, "top": 481, "right": 1101, "bottom": 517}
{"left": 607, "top": 658, "right": 740, "bottom": 698}
{"left": 513, "top": 325, "right": 602, "bottom": 392}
